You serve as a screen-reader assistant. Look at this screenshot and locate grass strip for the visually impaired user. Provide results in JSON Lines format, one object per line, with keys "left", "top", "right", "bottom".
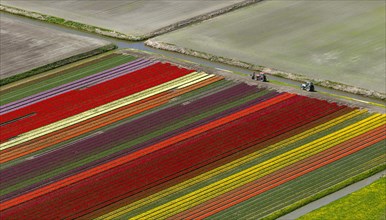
{"left": 210, "top": 144, "right": 385, "bottom": 218}
{"left": 298, "top": 176, "right": 386, "bottom": 220}
{"left": 257, "top": 152, "right": 386, "bottom": 219}
{"left": 269, "top": 80, "right": 298, "bottom": 88}
{"left": 181, "top": 126, "right": 385, "bottom": 219}
{"left": 256, "top": 157, "right": 385, "bottom": 219}
{"left": 210, "top": 142, "right": 385, "bottom": 219}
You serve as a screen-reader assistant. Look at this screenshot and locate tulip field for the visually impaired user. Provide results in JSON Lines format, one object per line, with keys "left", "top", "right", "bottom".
{"left": 0, "top": 54, "right": 385, "bottom": 219}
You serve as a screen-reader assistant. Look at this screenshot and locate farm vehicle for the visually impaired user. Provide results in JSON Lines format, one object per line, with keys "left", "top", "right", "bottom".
{"left": 251, "top": 72, "right": 267, "bottom": 82}
{"left": 301, "top": 81, "right": 315, "bottom": 92}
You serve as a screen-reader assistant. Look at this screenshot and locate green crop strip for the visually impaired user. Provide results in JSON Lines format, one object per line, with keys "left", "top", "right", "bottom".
{"left": 0, "top": 86, "right": 269, "bottom": 196}
{"left": 209, "top": 141, "right": 385, "bottom": 219}
{"left": 117, "top": 112, "right": 372, "bottom": 218}
{"left": 258, "top": 155, "right": 386, "bottom": 220}
{"left": 0, "top": 79, "right": 231, "bottom": 170}
{"left": 0, "top": 55, "right": 135, "bottom": 105}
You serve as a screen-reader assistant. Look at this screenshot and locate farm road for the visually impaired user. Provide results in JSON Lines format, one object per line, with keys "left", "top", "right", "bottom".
{"left": 278, "top": 170, "right": 386, "bottom": 220}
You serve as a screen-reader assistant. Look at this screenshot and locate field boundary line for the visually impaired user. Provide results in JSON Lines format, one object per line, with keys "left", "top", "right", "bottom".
{"left": 261, "top": 163, "right": 386, "bottom": 220}
{"left": 0, "top": 93, "right": 293, "bottom": 211}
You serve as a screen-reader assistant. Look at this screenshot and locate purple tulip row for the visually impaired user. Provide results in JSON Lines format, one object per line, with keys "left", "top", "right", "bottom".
{"left": 0, "top": 58, "right": 157, "bottom": 115}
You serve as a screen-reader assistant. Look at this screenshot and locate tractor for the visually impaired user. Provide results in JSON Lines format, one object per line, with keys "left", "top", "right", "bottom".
{"left": 251, "top": 72, "right": 267, "bottom": 82}
{"left": 301, "top": 81, "right": 315, "bottom": 92}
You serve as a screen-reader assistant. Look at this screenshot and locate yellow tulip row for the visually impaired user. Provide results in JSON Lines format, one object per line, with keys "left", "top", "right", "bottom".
{"left": 0, "top": 72, "right": 213, "bottom": 150}
{"left": 99, "top": 109, "right": 365, "bottom": 219}
{"left": 131, "top": 114, "right": 385, "bottom": 219}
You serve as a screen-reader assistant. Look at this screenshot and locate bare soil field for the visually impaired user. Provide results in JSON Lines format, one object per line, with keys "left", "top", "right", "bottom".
{"left": 0, "top": 0, "right": 249, "bottom": 40}
{"left": 148, "top": 0, "right": 386, "bottom": 97}
{"left": 0, "top": 16, "right": 110, "bottom": 79}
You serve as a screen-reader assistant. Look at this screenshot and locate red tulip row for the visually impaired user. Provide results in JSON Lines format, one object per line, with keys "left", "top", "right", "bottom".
{"left": 0, "top": 63, "right": 193, "bottom": 142}
{"left": 81, "top": 106, "right": 354, "bottom": 219}
{"left": 176, "top": 124, "right": 386, "bottom": 219}
{"left": 1, "top": 94, "right": 344, "bottom": 218}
